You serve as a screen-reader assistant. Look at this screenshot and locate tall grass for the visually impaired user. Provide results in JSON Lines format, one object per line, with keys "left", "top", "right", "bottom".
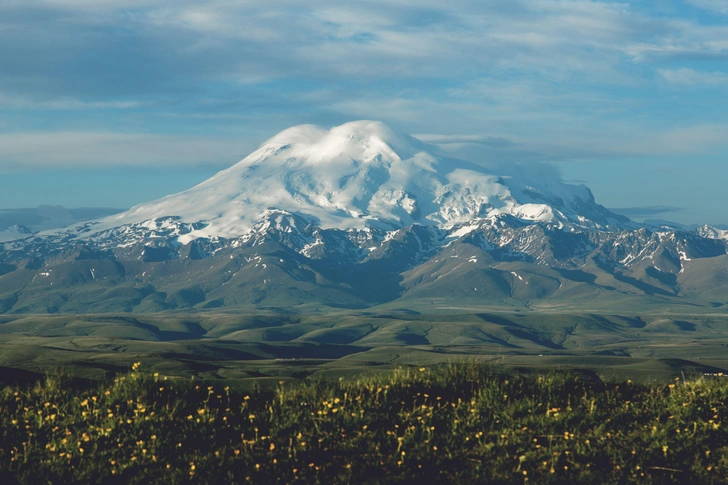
{"left": 0, "top": 363, "right": 726, "bottom": 484}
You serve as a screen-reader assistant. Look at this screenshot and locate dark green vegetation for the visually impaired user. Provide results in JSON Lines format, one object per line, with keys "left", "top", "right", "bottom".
{"left": 1, "top": 363, "right": 727, "bottom": 484}
{"left": 0, "top": 312, "right": 727, "bottom": 384}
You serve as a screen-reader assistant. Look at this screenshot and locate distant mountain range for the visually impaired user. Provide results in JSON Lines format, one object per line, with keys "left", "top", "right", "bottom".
{"left": 1, "top": 121, "right": 727, "bottom": 314}
{"left": 0, "top": 206, "right": 124, "bottom": 242}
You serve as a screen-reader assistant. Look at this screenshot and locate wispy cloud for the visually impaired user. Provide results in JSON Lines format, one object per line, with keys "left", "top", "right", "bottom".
{"left": 0, "top": 1, "right": 720, "bottom": 99}
{"left": 414, "top": 134, "right": 518, "bottom": 148}
{"left": 0, "top": 132, "right": 253, "bottom": 169}
{"left": 0, "top": 92, "right": 141, "bottom": 110}
{"left": 686, "top": 0, "right": 728, "bottom": 14}
{"left": 0, "top": 0, "right": 727, "bottom": 170}
{"left": 657, "top": 67, "right": 728, "bottom": 85}
{"left": 608, "top": 206, "right": 684, "bottom": 219}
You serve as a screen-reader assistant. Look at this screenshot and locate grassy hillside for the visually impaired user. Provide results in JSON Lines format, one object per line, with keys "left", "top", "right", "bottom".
{"left": 0, "top": 312, "right": 727, "bottom": 384}
{"left": 0, "top": 363, "right": 727, "bottom": 484}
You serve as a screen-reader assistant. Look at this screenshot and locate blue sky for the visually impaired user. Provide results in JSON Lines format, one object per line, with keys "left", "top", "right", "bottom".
{"left": 1, "top": 0, "right": 727, "bottom": 225}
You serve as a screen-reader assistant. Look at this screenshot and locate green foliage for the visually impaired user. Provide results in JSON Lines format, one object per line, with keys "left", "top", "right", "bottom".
{"left": 0, "top": 364, "right": 727, "bottom": 484}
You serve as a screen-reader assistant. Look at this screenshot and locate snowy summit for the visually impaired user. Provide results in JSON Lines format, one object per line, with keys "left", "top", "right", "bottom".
{"left": 87, "top": 121, "right": 624, "bottom": 242}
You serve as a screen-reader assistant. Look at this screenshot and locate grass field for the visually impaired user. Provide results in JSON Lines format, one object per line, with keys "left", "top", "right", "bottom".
{"left": 1, "top": 311, "right": 726, "bottom": 483}
{"left": 0, "top": 363, "right": 727, "bottom": 484}
{"left": 0, "top": 311, "right": 727, "bottom": 385}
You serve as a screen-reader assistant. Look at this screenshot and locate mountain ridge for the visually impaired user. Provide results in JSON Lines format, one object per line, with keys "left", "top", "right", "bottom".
{"left": 57, "top": 120, "right": 629, "bottom": 242}
{"left": 1, "top": 121, "right": 727, "bottom": 314}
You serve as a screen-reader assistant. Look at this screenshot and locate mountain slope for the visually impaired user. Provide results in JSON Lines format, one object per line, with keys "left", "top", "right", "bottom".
{"left": 82, "top": 121, "right": 627, "bottom": 241}
{"left": 0, "top": 121, "right": 726, "bottom": 314}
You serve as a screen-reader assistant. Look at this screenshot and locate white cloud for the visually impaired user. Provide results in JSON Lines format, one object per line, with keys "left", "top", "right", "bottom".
{"left": 0, "top": 92, "right": 141, "bottom": 110}
{"left": 414, "top": 134, "right": 517, "bottom": 148}
{"left": 0, "top": 1, "right": 690, "bottom": 91}
{"left": 0, "top": 1, "right": 727, "bottom": 169}
{"left": 412, "top": 120, "right": 728, "bottom": 168}
{"left": 0, "top": 132, "right": 255, "bottom": 169}
{"left": 646, "top": 124, "right": 728, "bottom": 153}
{"left": 687, "top": 0, "right": 728, "bottom": 14}
{"left": 658, "top": 67, "right": 728, "bottom": 85}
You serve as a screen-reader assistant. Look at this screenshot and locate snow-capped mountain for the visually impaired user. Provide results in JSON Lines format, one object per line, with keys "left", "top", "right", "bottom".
{"left": 1, "top": 121, "right": 728, "bottom": 314}
{"left": 696, "top": 224, "right": 728, "bottom": 241}
{"left": 80, "top": 121, "right": 627, "bottom": 242}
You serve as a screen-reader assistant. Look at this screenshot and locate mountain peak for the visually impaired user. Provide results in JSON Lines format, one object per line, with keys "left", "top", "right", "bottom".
{"left": 69, "top": 121, "right": 627, "bottom": 241}
{"left": 254, "top": 120, "right": 427, "bottom": 167}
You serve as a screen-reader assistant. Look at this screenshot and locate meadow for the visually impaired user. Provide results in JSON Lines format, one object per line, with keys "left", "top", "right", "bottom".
{"left": 0, "top": 363, "right": 726, "bottom": 484}
{"left": 1, "top": 311, "right": 727, "bottom": 385}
